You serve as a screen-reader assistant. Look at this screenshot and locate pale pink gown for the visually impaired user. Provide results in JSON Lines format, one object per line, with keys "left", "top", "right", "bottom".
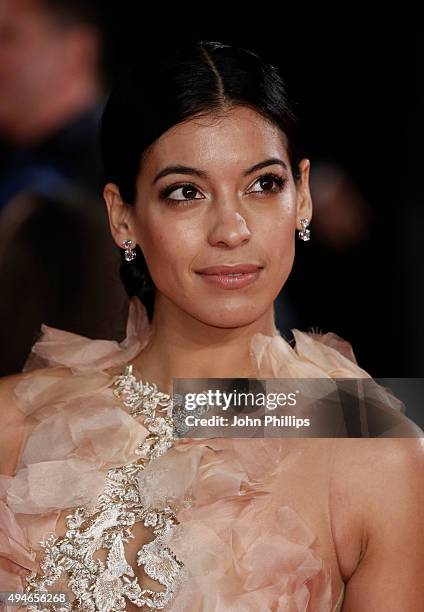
{"left": 0, "top": 297, "right": 413, "bottom": 611}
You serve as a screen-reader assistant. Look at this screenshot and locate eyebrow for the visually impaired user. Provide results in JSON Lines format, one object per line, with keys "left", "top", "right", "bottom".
{"left": 152, "top": 157, "right": 288, "bottom": 184}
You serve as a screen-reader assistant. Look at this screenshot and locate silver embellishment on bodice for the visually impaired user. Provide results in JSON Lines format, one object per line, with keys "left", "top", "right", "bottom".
{"left": 24, "top": 365, "right": 186, "bottom": 611}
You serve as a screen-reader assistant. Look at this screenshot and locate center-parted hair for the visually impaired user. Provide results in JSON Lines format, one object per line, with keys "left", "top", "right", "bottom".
{"left": 100, "top": 39, "right": 302, "bottom": 321}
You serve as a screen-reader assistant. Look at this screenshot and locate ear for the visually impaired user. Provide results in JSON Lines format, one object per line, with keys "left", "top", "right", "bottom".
{"left": 103, "top": 183, "right": 136, "bottom": 249}
{"left": 295, "top": 158, "right": 313, "bottom": 229}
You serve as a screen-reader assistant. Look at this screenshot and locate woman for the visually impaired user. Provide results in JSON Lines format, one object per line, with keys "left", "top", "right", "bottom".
{"left": 1, "top": 40, "right": 423, "bottom": 612}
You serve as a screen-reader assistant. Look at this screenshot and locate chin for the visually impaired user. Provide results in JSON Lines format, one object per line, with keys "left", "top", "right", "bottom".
{"left": 189, "top": 302, "right": 268, "bottom": 329}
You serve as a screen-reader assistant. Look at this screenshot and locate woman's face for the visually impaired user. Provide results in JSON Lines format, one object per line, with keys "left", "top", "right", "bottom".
{"left": 105, "top": 105, "right": 312, "bottom": 328}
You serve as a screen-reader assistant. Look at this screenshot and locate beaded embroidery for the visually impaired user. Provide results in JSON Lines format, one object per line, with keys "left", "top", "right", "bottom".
{"left": 24, "top": 365, "right": 186, "bottom": 611}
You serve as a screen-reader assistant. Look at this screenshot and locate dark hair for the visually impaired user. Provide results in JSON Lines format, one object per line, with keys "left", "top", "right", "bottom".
{"left": 100, "top": 40, "right": 303, "bottom": 322}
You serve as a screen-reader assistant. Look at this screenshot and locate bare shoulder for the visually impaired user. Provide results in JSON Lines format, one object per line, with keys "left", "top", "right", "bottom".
{"left": 348, "top": 437, "right": 424, "bottom": 530}
{"left": 0, "top": 366, "right": 74, "bottom": 476}
{"left": 332, "top": 437, "right": 424, "bottom": 497}
{"left": 330, "top": 437, "right": 424, "bottom": 608}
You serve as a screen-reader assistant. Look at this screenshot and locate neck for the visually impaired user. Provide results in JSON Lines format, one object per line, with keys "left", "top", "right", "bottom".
{"left": 132, "top": 294, "right": 278, "bottom": 395}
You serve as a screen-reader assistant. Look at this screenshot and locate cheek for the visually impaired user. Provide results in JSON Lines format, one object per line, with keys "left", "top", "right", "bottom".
{"left": 267, "top": 234, "right": 295, "bottom": 296}
{"left": 260, "top": 205, "right": 296, "bottom": 274}
{"left": 135, "top": 217, "right": 199, "bottom": 289}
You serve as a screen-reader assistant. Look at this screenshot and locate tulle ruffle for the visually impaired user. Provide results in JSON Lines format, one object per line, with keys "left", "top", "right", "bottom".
{"left": 2, "top": 295, "right": 409, "bottom": 610}
{"left": 1, "top": 299, "right": 154, "bottom": 608}
{"left": 249, "top": 327, "right": 369, "bottom": 379}
{"left": 138, "top": 437, "right": 333, "bottom": 611}
{"left": 21, "top": 296, "right": 151, "bottom": 375}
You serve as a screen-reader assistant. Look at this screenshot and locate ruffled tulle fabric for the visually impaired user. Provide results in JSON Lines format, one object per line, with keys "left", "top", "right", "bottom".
{"left": 249, "top": 327, "right": 414, "bottom": 437}
{"left": 137, "top": 437, "right": 334, "bottom": 611}
{"left": 0, "top": 299, "right": 154, "bottom": 610}
{"left": 2, "top": 295, "right": 406, "bottom": 610}
{"left": 21, "top": 296, "right": 152, "bottom": 375}
{"left": 249, "top": 327, "right": 370, "bottom": 379}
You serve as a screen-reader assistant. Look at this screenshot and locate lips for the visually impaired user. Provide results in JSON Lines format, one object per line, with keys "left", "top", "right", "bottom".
{"left": 195, "top": 264, "right": 263, "bottom": 290}
{"left": 195, "top": 264, "right": 262, "bottom": 275}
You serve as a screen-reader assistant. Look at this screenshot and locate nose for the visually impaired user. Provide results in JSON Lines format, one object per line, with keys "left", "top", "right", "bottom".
{"left": 207, "top": 202, "right": 251, "bottom": 248}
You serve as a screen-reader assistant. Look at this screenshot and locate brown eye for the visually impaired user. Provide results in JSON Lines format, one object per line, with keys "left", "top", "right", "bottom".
{"left": 260, "top": 176, "right": 275, "bottom": 191}
{"left": 164, "top": 184, "right": 201, "bottom": 201}
{"left": 248, "top": 173, "right": 286, "bottom": 194}
{"left": 180, "top": 185, "right": 198, "bottom": 200}
{"left": 159, "top": 182, "right": 205, "bottom": 207}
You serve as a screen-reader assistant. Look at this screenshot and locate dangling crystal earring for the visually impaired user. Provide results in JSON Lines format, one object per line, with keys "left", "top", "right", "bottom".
{"left": 298, "top": 218, "right": 311, "bottom": 241}
{"left": 122, "top": 239, "right": 136, "bottom": 262}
